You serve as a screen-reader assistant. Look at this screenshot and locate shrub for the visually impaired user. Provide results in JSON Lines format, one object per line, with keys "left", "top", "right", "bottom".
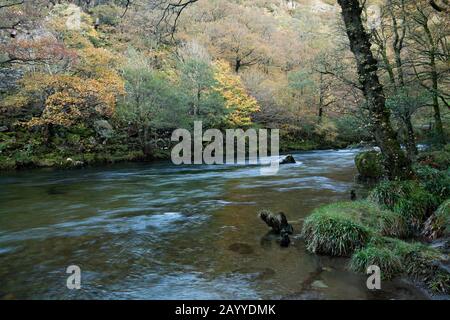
{"left": 90, "top": 4, "right": 121, "bottom": 26}
{"left": 414, "top": 164, "right": 450, "bottom": 201}
{"left": 418, "top": 150, "right": 450, "bottom": 170}
{"left": 335, "top": 115, "right": 371, "bottom": 144}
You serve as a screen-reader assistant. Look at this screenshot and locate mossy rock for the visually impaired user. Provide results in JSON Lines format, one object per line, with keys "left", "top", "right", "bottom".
{"left": 355, "top": 151, "right": 384, "bottom": 180}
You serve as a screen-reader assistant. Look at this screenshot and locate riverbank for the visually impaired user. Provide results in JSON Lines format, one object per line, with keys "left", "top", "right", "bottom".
{"left": 301, "top": 147, "right": 450, "bottom": 297}
{"left": 0, "top": 128, "right": 358, "bottom": 171}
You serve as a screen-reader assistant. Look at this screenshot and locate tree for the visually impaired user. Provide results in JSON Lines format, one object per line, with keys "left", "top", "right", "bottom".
{"left": 118, "top": 49, "right": 187, "bottom": 154}
{"left": 206, "top": 9, "right": 271, "bottom": 74}
{"left": 386, "top": 87, "right": 429, "bottom": 159}
{"left": 16, "top": 46, "right": 124, "bottom": 141}
{"left": 407, "top": 1, "right": 449, "bottom": 145}
{"left": 337, "top": 0, "right": 412, "bottom": 180}
{"left": 213, "top": 60, "right": 260, "bottom": 128}
{"left": 371, "top": 0, "right": 419, "bottom": 158}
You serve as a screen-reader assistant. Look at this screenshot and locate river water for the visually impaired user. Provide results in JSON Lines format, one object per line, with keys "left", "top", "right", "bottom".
{"left": 0, "top": 149, "right": 429, "bottom": 299}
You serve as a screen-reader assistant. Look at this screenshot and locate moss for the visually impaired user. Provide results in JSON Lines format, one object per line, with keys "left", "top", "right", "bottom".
{"left": 355, "top": 151, "right": 384, "bottom": 180}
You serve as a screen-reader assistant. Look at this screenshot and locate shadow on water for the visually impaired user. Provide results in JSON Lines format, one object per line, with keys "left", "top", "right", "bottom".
{"left": 0, "top": 149, "right": 429, "bottom": 299}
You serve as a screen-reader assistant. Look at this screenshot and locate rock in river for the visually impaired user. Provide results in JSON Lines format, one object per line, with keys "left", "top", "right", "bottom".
{"left": 280, "top": 154, "right": 296, "bottom": 164}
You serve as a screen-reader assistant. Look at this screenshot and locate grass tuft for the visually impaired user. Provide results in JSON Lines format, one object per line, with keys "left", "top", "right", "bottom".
{"left": 369, "top": 181, "right": 439, "bottom": 234}
{"left": 350, "top": 244, "right": 402, "bottom": 280}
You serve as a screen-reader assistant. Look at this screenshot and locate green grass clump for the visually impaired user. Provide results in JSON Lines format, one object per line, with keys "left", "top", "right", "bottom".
{"left": 434, "top": 200, "right": 450, "bottom": 237}
{"left": 395, "top": 240, "right": 449, "bottom": 294}
{"left": 350, "top": 244, "right": 402, "bottom": 280}
{"left": 301, "top": 201, "right": 386, "bottom": 256}
{"left": 414, "top": 165, "right": 450, "bottom": 201}
{"left": 369, "top": 180, "right": 415, "bottom": 208}
{"left": 350, "top": 237, "right": 448, "bottom": 293}
{"left": 428, "top": 272, "right": 450, "bottom": 294}
{"left": 369, "top": 181, "right": 439, "bottom": 233}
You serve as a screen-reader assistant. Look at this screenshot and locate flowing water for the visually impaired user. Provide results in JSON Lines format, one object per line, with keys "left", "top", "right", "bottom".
{"left": 0, "top": 149, "right": 429, "bottom": 300}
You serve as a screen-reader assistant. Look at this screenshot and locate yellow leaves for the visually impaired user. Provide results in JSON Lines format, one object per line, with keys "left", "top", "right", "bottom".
{"left": 314, "top": 120, "right": 338, "bottom": 143}
{"left": 213, "top": 60, "right": 260, "bottom": 127}
{"left": 19, "top": 65, "right": 124, "bottom": 127}
{"left": 12, "top": 13, "right": 126, "bottom": 128}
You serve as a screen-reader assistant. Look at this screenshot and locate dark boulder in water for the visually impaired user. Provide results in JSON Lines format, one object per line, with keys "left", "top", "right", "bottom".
{"left": 280, "top": 155, "right": 296, "bottom": 164}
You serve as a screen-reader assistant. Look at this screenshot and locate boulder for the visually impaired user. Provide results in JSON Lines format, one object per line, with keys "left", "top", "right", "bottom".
{"left": 355, "top": 151, "right": 384, "bottom": 180}
{"left": 0, "top": 126, "right": 8, "bottom": 132}
{"left": 94, "top": 120, "right": 114, "bottom": 139}
{"left": 280, "top": 154, "right": 296, "bottom": 164}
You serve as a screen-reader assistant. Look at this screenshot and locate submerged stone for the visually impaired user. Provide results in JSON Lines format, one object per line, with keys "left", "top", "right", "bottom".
{"left": 228, "top": 243, "right": 254, "bottom": 255}
{"left": 311, "top": 280, "right": 329, "bottom": 289}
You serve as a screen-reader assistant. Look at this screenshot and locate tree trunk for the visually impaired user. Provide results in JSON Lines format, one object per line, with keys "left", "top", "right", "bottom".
{"left": 318, "top": 74, "right": 324, "bottom": 123}
{"left": 337, "top": 0, "right": 412, "bottom": 180}
{"left": 405, "top": 114, "right": 418, "bottom": 159}
{"left": 431, "top": 58, "right": 445, "bottom": 145}
{"left": 422, "top": 15, "right": 445, "bottom": 145}
{"left": 235, "top": 58, "right": 241, "bottom": 73}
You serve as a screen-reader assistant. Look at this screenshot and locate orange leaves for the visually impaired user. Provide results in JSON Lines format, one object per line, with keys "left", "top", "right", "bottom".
{"left": 1, "top": 37, "right": 77, "bottom": 65}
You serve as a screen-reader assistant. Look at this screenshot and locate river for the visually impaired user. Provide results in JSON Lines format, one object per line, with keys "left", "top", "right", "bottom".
{"left": 0, "top": 149, "right": 429, "bottom": 299}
